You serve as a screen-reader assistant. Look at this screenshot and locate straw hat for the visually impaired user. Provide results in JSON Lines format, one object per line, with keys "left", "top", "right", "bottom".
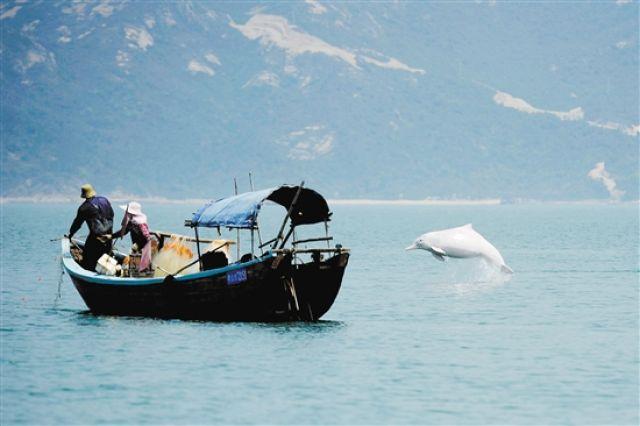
{"left": 80, "top": 184, "right": 96, "bottom": 199}
{"left": 119, "top": 201, "right": 143, "bottom": 216}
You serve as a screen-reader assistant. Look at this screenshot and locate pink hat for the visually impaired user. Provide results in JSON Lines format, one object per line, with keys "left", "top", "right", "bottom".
{"left": 119, "top": 201, "right": 147, "bottom": 224}
{"left": 119, "top": 201, "right": 143, "bottom": 216}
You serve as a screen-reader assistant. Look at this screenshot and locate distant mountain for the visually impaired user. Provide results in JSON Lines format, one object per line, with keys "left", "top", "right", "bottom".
{"left": 1, "top": 1, "right": 638, "bottom": 200}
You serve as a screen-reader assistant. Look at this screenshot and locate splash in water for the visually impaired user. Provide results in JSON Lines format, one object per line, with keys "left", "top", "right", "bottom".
{"left": 436, "top": 258, "right": 512, "bottom": 295}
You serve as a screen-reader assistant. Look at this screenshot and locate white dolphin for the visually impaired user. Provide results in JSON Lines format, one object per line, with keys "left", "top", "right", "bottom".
{"left": 406, "top": 224, "right": 513, "bottom": 273}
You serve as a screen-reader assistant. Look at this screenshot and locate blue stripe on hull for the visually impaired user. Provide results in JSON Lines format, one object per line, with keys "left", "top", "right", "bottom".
{"left": 61, "top": 238, "right": 274, "bottom": 286}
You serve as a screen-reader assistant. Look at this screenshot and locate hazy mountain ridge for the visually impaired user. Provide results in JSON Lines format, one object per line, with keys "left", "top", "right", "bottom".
{"left": 1, "top": 1, "right": 638, "bottom": 200}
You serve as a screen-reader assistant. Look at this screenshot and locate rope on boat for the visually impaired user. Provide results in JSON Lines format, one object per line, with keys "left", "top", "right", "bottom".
{"left": 306, "top": 302, "right": 314, "bottom": 321}
{"left": 285, "top": 276, "right": 316, "bottom": 321}
{"left": 54, "top": 255, "right": 64, "bottom": 306}
{"left": 285, "top": 277, "right": 315, "bottom": 321}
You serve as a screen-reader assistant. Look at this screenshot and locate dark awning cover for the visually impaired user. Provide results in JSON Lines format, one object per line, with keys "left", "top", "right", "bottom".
{"left": 190, "top": 185, "right": 331, "bottom": 229}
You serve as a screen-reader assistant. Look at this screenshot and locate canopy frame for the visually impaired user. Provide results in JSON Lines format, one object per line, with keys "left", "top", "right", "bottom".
{"left": 186, "top": 183, "right": 331, "bottom": 267}
{"left": 188, "top": 184, "right": 331, "bottom": 230}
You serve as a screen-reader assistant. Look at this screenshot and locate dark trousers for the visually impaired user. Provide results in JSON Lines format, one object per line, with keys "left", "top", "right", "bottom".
{"left": 81, "top": 235, "right": 111, "bottom": 272}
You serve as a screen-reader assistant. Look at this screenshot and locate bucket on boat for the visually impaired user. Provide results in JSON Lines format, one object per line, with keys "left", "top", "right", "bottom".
{"left": 96, "top": 254, "right": 121, "bottom": 276}
{"left": 128, "top": 253, "right": 142, "bottom": 277}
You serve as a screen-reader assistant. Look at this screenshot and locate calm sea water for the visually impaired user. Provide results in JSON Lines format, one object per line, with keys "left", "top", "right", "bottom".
{"left": 1, "top": 203, "right": 638, "bottom": 425}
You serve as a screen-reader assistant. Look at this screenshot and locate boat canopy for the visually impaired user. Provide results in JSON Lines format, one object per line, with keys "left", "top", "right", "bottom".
{"left": 190, "top": 185, "right": 331, "bottom": 229}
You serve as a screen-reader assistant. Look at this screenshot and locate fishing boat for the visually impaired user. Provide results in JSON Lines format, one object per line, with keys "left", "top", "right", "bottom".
{"left": 61, "top": 184, "right": 350, "bottom": 321}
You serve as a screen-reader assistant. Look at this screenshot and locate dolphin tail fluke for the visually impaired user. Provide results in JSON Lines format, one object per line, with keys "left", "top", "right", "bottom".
{"left": 500, "top": 264, "right": 514, "bottom": 274}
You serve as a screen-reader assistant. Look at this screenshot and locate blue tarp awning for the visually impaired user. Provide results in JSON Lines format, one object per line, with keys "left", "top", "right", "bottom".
{"left": 190, "top": 185, "right": 331, "bottom": 229}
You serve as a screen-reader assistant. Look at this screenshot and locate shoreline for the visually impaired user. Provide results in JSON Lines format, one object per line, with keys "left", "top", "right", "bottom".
{"left": 1, "top": 196, "right": 637, "bottom": 206}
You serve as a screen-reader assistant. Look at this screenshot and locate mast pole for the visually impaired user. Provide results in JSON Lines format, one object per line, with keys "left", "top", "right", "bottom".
{"left": 324, "top": 221, "right": 330, "bottom": 248}
{"left": 256, "top": 223, "right": 263, "bottom": 255}
{"left": 249, "top": 172, "right": 255, "bottom": 258}
{"left": 194, "top": 226, "right": 202, "bottom": 271}
{"left": 249, "top": 171, "right": 264, "bottom": 255}
{"left": 234, "top": 178, "right": 240, "bottom": 261}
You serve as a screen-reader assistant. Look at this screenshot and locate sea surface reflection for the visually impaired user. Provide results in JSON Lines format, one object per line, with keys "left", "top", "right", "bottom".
{"left": 1, "top": 203, "right": 638, "bottom": 424}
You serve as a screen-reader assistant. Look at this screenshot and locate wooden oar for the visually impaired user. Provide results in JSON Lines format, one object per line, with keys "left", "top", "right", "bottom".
{"left": 111, "top": 203, "right": 129, "bottom": 251}
{"left": 51, "top": 236, "right": 82, "bottom": 250}
{"left": 50, "top": 235, "right": 86, "bottom": 243}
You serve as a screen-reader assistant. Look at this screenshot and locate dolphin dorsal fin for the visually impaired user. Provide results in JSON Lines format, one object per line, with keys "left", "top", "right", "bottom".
{"left": 462, "top": 223, "right": 473, "bottom": 229}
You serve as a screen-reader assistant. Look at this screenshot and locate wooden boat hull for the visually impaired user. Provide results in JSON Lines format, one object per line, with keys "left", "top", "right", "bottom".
{"left": 291, "top": 253, "right": 349, "bottom": 321}
{"left": 62, "top": 240, "right": 349, "bottom": 321}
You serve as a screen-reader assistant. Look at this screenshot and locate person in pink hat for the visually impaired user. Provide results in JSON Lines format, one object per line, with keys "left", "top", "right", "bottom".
{"left": 112, "top": 201, "right": 152, "bottom": 272}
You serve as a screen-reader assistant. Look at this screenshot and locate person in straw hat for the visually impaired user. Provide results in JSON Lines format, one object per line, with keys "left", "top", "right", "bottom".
{"left": 66, "top": 184, "right": 114, "bottom": 271}
{"left": 112, "top": 201, "right": 152, "bottom": 272}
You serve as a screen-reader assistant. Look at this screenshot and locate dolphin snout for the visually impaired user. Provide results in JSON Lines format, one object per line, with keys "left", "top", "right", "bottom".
{"left": 405, "top": 243, "right": 418, "bottom": 251}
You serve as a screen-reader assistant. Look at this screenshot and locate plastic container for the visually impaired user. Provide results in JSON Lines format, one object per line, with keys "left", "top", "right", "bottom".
{"left": 96, "top": 253, "right": 121, "bottom": 276}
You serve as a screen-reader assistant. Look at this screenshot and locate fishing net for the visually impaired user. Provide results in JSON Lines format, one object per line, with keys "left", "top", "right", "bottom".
{"left": 152, "top": 235, "right": 198, "bottom": 277}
